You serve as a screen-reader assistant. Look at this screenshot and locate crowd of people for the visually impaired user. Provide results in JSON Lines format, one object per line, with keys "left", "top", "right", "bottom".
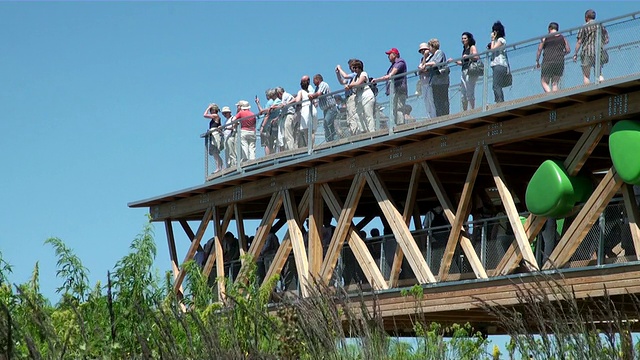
{"left": 202, "top": 9, "right": 610, "bottom": 174}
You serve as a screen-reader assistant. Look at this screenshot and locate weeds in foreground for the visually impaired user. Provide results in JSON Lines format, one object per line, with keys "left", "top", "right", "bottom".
{"left": 0, "top": 224, "right": 639, "bottom": 359}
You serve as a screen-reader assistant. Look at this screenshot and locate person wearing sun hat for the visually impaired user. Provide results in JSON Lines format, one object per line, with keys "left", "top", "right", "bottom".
{"left": 235, "top": 100, "right": 256, "bottom": 162}
{"left": 372, "top": 47, "right": 407, "bottom": 125}
{"left": 221, "top": 105, "right": 236, "bottom": 167}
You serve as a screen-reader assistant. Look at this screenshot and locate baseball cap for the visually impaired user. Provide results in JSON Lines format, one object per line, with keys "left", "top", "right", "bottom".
{"left": 385, "top": 48, "right": 400, "bottom": 56}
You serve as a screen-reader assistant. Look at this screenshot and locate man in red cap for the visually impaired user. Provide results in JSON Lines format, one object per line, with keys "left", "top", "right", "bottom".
{"left": 373, "top": 47, "right": 407, "bottom": 125}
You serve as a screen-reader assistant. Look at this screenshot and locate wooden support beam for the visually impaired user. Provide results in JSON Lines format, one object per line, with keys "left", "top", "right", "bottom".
{"left": 178, "top": 220, "right": 204, "bottom": 252}
{"left": 320, "top": 182, "right": 388, "bottom": 289}
{"left": 237, "top": 192, "right": 283, "bottom": 282}
{"left": 621, "top": 184, "right": 640, "bottom": 260}
{"left": 389, "top": 163, "right": 421, "bottom": 287}
{"left": 212, "top": 207, "right": 226, "bottom": 301}
{"left": 364, "top": 170, "right": 435, "bottom": 284}
{"left": 544, "top": 168, "right": 624, "bottom": 269}
{"left": 164, "top": 220, "right": 184, "bottom": 298}
{"left": 485, "top": 146, "right": 539, "bottom": 269}
{"left": 234, "top": 204, "right": 247, "bottom": 256}
{"left": 173, "top": 207, "right": 213, "bottom": 293}
{"left": 262, "top": 189, "right": 310, "bottom": 287}
{"left": 203, "top": 205, "right": 233, "bottom": 278}
{"left": 308, "top": 184, "right": 324, "bottom": 279}
{"left": 438, "top": 147, "right": 483, "bottom": 281}
{"left": 422, "top": 162, "right": 487, "bottom": 279}
{"left": 495, "top": 123, "right": 607, "bottom": 275}
{"left": 282, "top": 189, "right": 310, "bottom": 296}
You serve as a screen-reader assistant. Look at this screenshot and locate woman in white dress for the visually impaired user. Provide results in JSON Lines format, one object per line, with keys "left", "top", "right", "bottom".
{"left": 292, "top": 76, "right": 317, "bottom": 147}
{"left": 345, "top": 59, "right": 375, "bottom": 133}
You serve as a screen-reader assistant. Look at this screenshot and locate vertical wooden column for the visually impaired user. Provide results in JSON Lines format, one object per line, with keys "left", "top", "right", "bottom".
{"left": 308, "top": 183, "right": 324, "bottom": 280}
{"left": 282, "top": 189, "right": 310, "bottom": 296}
{"left": 621, "top": 184, "right": 640, "bottom": 259}
{"left": 365, "top": 170, "right": 435, "bottom": 284}
{"left": 164, "top": 220, "right": 183, "bottom": 297}
{"left": 173, "top": 207, "right": 213, "bottom": 293}
{"left": 422, "top": 162, "right": 487, "bottom": 280}
{"left": 388, "top": 163, "right": 421, "bottom": 287}
{"left": 439, "top": 147, "right": 483, "bottom": 281}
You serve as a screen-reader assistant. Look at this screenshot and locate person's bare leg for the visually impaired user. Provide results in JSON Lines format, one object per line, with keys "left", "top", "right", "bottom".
{"left": 541, "top": 76, "right": 551, "bottom": 92}
{"left": 551, "top": 76, "right": 561, "bottom": 92}
{"left": 582, "top": 65, "right": 591, "bottom": 84}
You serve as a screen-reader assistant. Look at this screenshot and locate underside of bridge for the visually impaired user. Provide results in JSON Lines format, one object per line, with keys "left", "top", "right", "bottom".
{"left": 130, "top": 75, "right": 640, "bottom": 333}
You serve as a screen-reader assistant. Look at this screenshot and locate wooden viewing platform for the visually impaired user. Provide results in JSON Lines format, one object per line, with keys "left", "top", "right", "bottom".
{"left": 129, "top": 13, "right": 640, "bottom": 335}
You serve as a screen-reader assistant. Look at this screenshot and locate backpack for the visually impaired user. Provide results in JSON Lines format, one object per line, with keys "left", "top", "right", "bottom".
{"left": 368, "top": 77, "right": 379, "bottom": 96}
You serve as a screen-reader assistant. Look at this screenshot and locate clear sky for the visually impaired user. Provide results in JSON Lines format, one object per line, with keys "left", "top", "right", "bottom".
{"left": 1, "top": 1, "right": 638, "bottom": 302}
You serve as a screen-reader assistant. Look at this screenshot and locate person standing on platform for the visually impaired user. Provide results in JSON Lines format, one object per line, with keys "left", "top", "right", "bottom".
{"left": 203, "top": 103, "right": 224, "bottom": 173}
{"left": 222, "top": 105, "right": 237, "bottom": 167}
{"left": 335, "top": 59, "right": 359, "bottom": 136}
{"left": 372, "top": 48, "right": 407, "bottom": 126}
{"left": 573, "top": 9, "right": 609, "bottom": 84}
{"left": 489, "top": 21, "right": 508, "bottom": 103}
{"left": 536, "top": 22, "right": 571, "bottom": 92}
{"left": 275, "top": 87, "right": 296, "bottom": 151}
{"left": 255, "top": 88, "right": 279, "bottom": 155}
{"left": 309, "top": 73, "right": 339, "bottom": 142}
{"left": 235, "top": 100, "right": 256, "bottom": 162}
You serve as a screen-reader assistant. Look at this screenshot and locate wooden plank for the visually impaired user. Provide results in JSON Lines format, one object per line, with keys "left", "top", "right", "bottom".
{"left": 564, "top": 123, "right": 608, "bottom": 176}
{"left": 544, "top": 168, "right": 624, "bottom": 269}
{"left": 308, "top": 184, "right": 324, "bottom": 279}
{"left": 178, "top": 220, "right": 204, "bottom": 252}
{"left": 173, "top": 207, "right": 213, "bottom": 293}
{"left": 282, "top": 189, "right": 310, "bottom": 296}
{"left": 262, "top": 188, "right": 310, "bottom": 287}
{"left": 495, "top": 123, "right": 606, "bottom": 275}
{"left": 422, "top": 162, "right": 487, "bottom": 279}
{"left": 203, "top": 205, "right": 233, "bottom": 278}
{"left": 320, "top": 174, "right": 366, "bottom": 283}
{"left": 494, "top": 215, "right": 546, "bottom": 275}
{"left": 389, "top": 163, "right": 421, "bottom": 287}
{"left": 319, "top": 182, "right": 388, "bottom": 289}
{"left": 234, "top": 204, "right": 248, "bottom": 256}
{"left": 438, "top": 147, "right": 483, "bottom": 280}
{"left": 365, "top": 170, "right": 435, "bottom": 284}
{"left": 148, "top": 89, "right": 640, "bottom": 221}
{"left": 621, "top": 184, "right": 640, "bottom": 260}
{"left": 237, "top": 192, "right": 282, "bottom": 282}
{"left": 164, "top": 220, "right": 183, "bottom": 298}
{"left": 212, "top": 207, "right": 226, "bottom": 301}
{"left": 484, "top": 146, "right": 538, "bottom": 269}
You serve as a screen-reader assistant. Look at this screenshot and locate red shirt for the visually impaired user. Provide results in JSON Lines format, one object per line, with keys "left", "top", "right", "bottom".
{"left": 236, "top": 110, "right": 256, "bottom": 131}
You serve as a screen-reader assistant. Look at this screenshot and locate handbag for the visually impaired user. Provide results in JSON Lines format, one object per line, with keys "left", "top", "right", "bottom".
{"left": 503, "top": 72, "right": 513, "bottom": 87}
{"left": 468, "top": 60, "right": 484, "bottom": 77}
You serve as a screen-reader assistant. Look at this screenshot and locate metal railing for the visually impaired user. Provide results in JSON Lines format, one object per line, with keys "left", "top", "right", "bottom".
{"left": 202, "top": 11, "right": 640, "bottom": 180}
{"left": 203, "top": 194, "right": 640, "bottom": 297}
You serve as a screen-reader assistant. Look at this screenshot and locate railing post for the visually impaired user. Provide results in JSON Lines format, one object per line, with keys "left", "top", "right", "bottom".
{"left": 426, "top": 228, "right": 432, "bottom": 268}
{"left": 481, "top": 220, "right": 487, "bottom": 269}
{"left": 597, "top": 212, "right": 605, "bottom": 265}
{"left": 388, "top": 80, "right": 395, "bottom": 136}
{"left": 307, "top": 101, "right": 314, "bottom": 155}
{"left": 482, "top": 53, "right": 489, "bottom": 110}
{"left": 235, "top": 121, "right": 242, "bottom": 173}
{"left": 204, "top": 134, "right": 209, "bottom": 180}
{"left": 595, "top": 22, "right": 602, "bottom": 84}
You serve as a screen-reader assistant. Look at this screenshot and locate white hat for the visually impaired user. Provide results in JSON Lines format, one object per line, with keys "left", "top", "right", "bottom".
{"left": 221, "top": 106, "right": 232, "bottom": 113}
{"left": 236, "top": 100, "right": 251, "bottom": 110}
{"left": 418, "top": 42, "right": 429, "bottom": 53}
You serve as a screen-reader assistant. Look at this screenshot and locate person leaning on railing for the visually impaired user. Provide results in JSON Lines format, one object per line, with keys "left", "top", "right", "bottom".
{"left": 274, "top": 86, "right": 296, "bottom": 151}
{"left": 291, "top": 75, "right": 317, "bottom": 147}
{"left": 222, "top": 105, "right": 238, "bottom": 167}
{"left": 335, "top": 60, "right": 359, "bottom": 136}
{"left": 235, "top": 100, "right": 256, "bottom": 162}
{"left": 255, "top": 88, "right": 279, "bottom": 156}
{"left": 344, "top": 59, "right": 376, "bottom": 133}
{"left": 448, "top": 32, "right": 480, "bottom": 111}
{"left": 203, "top": 103, "right": 224, "bottom": 173}
{"left": 309, "top": 73, "right": 339, "bottom": 142}
{"left": 372, "top": 47, "right": 408, "bottom": 126}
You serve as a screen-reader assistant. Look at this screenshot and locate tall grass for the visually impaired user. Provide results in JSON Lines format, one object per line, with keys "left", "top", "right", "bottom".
{"left": 0, "top": 223, "right": 638, "bottom": 359}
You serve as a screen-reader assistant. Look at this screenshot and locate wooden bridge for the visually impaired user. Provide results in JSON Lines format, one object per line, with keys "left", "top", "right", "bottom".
{"left": 129, "top": 13, "right": 640, "bottom": 335}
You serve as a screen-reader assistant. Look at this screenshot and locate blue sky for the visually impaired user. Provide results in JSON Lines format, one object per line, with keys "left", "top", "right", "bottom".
{"left": 1, "top": 1, "right": 638, "bottom": 301}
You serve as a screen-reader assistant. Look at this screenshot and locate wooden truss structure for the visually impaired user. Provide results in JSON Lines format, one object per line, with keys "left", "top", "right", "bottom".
{"left": 131, "top": 78, "right": 640, "bottom": 326}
